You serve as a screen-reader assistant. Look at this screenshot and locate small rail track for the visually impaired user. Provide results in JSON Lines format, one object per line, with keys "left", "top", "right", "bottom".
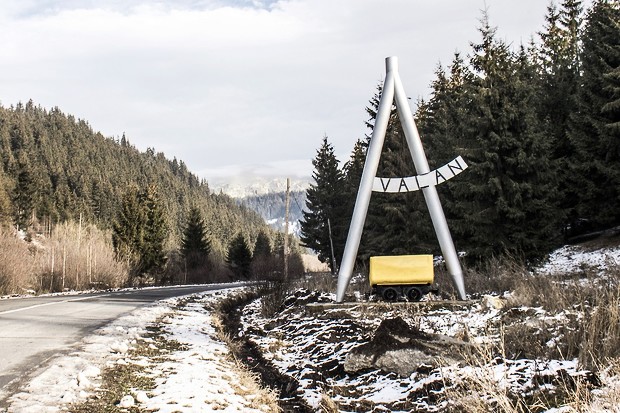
{"left": 306, "top": 299, "right": 477, "bottom": 313}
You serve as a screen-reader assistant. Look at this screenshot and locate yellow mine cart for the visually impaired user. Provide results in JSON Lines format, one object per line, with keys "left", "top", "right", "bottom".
{"left": 369, "top": 255, "right": 434, "bottom": 301}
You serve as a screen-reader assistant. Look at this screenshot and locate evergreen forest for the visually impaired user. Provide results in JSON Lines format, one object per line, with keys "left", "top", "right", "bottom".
{"left": 301, "top": 0, "right": 620, "bottom": 271}
{"left": 0, "top": 101, "right": 303, "bottom": 294}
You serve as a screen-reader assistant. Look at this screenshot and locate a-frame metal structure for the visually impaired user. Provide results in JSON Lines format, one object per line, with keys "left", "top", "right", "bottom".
{"left": 335, "top": 56, "right": 467, "bottom": 303}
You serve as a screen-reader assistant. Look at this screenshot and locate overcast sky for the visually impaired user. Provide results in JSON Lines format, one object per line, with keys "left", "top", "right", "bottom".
{"left": 0, "top": 0, "right": 591, "bottom": 185}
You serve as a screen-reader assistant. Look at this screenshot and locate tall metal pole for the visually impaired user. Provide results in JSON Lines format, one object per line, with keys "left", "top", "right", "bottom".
{"left": 284, "top": 177, "right": 290, "bottom": 280}
{"left": 393, "top": 69, "right": 466, "bottom": 300}
{"left": 335, "top": 57, "right": 396, "bottom": 302}
{"left": 327, "top": 218, "right": 337, "bottom": 274}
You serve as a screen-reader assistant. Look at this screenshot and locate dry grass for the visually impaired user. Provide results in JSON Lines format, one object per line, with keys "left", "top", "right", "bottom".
{"left": 0, "top": 222, "right": 129, "bottom": 295}
{"left": 439, "top": 254, "right": 620, "bottom": 412}
{"left": 229, "top": 359, "right": 281, "bottom": 411}
{"left": 319, "top": 393, "right": 340, "bottom": 412}
{"left": 38, "top": 221, "right": 128, "bottom": 291}
{"left": 211, "top": 292, "right": 282, "bottom": 412}
{"left": 0, "top": 228, "right": 37, "bottom": 295}
{"left": 443, "top": 332, "right": 597, "bottom": 413}
{"left": 571, "top": 282, "right": 620, "bottom": 370}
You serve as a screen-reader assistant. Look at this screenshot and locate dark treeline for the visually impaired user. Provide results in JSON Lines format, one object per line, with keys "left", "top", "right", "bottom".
{"left": 302, "top": 0, "right": 620, "bottom": 271}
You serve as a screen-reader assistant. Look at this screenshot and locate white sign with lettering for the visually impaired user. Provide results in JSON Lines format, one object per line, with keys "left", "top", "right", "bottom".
{"left": 372, "top": 156, "right": 468, "bottom": 193}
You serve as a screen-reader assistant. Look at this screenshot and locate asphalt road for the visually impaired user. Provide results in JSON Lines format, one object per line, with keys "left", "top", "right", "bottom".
{"left": 0, "top": 284, "right": 238, "bottom": 405}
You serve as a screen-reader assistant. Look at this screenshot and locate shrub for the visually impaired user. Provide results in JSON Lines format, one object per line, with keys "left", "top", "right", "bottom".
{"left": 38, "top": 222, "right": 128, "bottom": 291}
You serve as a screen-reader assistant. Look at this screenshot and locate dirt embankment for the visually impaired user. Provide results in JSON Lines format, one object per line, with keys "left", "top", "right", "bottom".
{"left": 215, "top": 291, "right": 313, "bottom": 413}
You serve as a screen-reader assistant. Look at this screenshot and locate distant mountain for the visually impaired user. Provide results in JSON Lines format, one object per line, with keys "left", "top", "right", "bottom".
{"left": 237, "top": 190, "right": 307, "bottom": 237}
{"left": 211, "top": 177, "right": 310, "bottom": 199}
{"left": 210, "top": 176, "right": 310, "bottom": 236}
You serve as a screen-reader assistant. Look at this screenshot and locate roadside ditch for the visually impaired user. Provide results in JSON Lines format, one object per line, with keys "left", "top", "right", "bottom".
{"left": 213, "top": 290, "right": 314, "bottom": 413}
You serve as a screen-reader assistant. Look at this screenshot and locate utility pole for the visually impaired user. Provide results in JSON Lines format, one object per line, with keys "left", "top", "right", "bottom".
{"left": 327, "top": 218, "right": 337, "bottom": 274}
{"left": 284, "top": 178, "right": 290, "bottom": 280}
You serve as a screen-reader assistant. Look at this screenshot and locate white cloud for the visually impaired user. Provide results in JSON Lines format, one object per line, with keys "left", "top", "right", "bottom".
{"left": 0, "top": 0, "right": 590, "bottom": 183}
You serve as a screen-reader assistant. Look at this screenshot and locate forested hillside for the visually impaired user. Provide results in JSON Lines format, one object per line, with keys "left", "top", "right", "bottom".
{"left": 0, "top": 101, "right": 266, "bottom": 250}
{"left": 301, "top": 0, "right": 620, "bottom": 270}
{"left": 0, "top": 101, "right": 287, "bottom": 294}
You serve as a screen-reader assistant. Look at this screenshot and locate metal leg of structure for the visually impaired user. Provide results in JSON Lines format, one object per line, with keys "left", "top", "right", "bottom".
{"left": 393, "top": 70, "right": 467, "bottom": 300}
{"left": 335, "top": 58, "right": 396, "bottom": 303}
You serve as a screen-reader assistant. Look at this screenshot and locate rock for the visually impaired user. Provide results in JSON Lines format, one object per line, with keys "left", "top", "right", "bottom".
{"left": 110, "top": 341, "right": 129, "bottom": 354}
{"left": 134, "top": 390, "right": 149, "bottom": 403}
{"left": 344, "top": 317, "right": 465, "bottom": 376}
{"left": 343, "top": 351, "right": 374, "bottom": 373}
{"left": 118, "top": 395, "right": 135, "bottom": 408}
{"left": 374, "top": 348, "right": 436, "bottom": 377}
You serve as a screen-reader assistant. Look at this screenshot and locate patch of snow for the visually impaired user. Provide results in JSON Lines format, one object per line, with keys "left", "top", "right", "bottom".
{"left": 538, "top": 245, "right": 620, "bottom": 276}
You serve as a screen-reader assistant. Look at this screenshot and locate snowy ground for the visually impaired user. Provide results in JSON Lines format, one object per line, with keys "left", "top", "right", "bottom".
{"left": 240, "top": 292, "right": 597, "bottom": 412}
{"left": 2, "top": 288, "right": 276, "bottom": 413}
{"left": 537, "top": 244, "right": 620, "bottom": 276}
{"left": 2, "top": 243, "right": 620, "bottom": 412}
{"left": 236, "top": 244, "right": 620, "bottom": 412}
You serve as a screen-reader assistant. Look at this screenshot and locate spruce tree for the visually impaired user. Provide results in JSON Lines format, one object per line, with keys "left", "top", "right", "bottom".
{"left": 454, "top": 14, "right": 559, "bottom": 262}
{"left": 342, "top": 139, "right": 369, "bottom": 263}
{"left": 140, "top": 185, "right": 168, "bottom": 276}
{"left": 181, "top": 206, "right": 211, "bottom": 269}
{"left": 273, "top": 232, "right": 305, "bottom": 279}
{"left": 12, "top": 158, "right": 38, "bottom": 230}
{"left": 253, "top": 230, "right": 272, "bottom": 258}
{"left": 251, "top": 229, "right": 275, "bottom": 279}
{"left": 0, "top": 169, "right": 13, "bottom": 226}
{"left": 226, "top": 233, "right": 253, "bottom": 279}
{"left": 568, "top": 0, "right": 620, "bottom": 227}
{"left": 112, "top": 186, "right": 145, "bottom": 275}
{"left": 536, "top": 0, "right": 584, "bottom": 223}
{"left": 417, "top": 53, "right": 473, "bottom": 235}
{"left": 300, "top": 136, "right": 347, "bottom": 273}
{"left": 112, "top": 185, "right": 168, "bottom": 281}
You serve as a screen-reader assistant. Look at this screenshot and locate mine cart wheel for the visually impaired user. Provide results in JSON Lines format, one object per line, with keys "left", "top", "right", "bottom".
{"left": 406, "top": 287, "right": 422, "bottom": 302}
{"left": 382, "top": 287, "right": 399, "bottom": 301}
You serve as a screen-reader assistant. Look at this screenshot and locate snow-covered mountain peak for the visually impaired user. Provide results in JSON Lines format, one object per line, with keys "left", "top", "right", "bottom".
{"left": 210, "top": 176, "right": 310, "bottom": 198}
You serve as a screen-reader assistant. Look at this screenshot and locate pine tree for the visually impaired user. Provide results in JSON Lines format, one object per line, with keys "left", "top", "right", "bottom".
{"left": 536, "top": 0, "right": 584, "bottom": 222}
{"left": 300, "top": 136, "right": 347, "bottom": 273}
{"left": 253, "top": 230, "right": 272, "bottom": 258}
{"left": 181, "top": 206, "right": 211, "bottom": 269}
{"left": 112, "top": 186, "right": 145, "bottom": 275}
{"left": 140, "top": 185, "right": 168, "bottom": 276}
{"left": 568, "top": 0, "right": 620, "bottom": 227}
{"left": 453, "top": 13, "right": 560, "bottom": 262}
{"left": 226, "top": 233, "right": 253, "bottom": 279}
